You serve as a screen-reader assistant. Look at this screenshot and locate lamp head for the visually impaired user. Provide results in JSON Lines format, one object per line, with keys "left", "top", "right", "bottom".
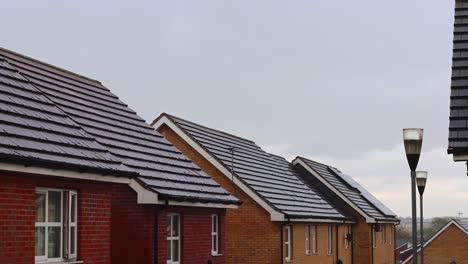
{"left": 403, "top": 128, "right": 424, "bottom": 171}
{"left": 416, "top": 171, "right": 428, "bottom": 195}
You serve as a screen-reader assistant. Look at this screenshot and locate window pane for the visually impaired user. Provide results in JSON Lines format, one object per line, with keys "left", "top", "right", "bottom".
{"left": 166, "top": 216, "right": 171, "bottom": 237}
{"left": 212, "top": 215, "right": 217, "bottom": 233}
{"left": 166, "top": 240, "right": 171, "bottom": 261}
{"left": 172, "top": 215, "right": 179, "bottom": 237}
{"left": 214, "top": 235, "right": 218, "bottom": 252}
{"left": 35, "top": 193, "right": 46, "bottom": 222}
{"left": 35, "top": 227, "right": 45, "bottom": 256}
{"left": 48, "top": 227, "right": 61, "bottom": 258}
{"left": 70, "top": 226, "right": 76, "bottom": 255}
{"left": 48, "top": 191, "right": 61, "bottom": 222}
{"left": 71, "top": 194, "right": 76, "bottom": 223}
{"left": 172, "top": 240, "right": 179, "bottom": 261}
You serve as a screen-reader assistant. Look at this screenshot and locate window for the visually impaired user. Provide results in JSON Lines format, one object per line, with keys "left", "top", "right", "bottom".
{"left": 35, "top": 189, "right": 77, "bottom": 263}
{"left": 285, "top": 225, "right": 292, "bottom": 261}
{"left": 344, "top": 225, "right": 350, "bottom": 249}
{"left": 167, "top": 214, "right": 180, "bottom": 264}
{"left": 382, "top": 225, "right": 386, "bottom": 244}
{"left": 312, "top": 225, "right": 317, "bottom": 254}
{"left": 389, "top": 225, "right": 393, "bottom": 245}
{"left": 372, "top": 226, "right": 376, "bottom": 248}
{"left": 305, "top": 225, "right": 310, "bottom": 255}
{"left": 327, "top": 225, "right": 333, "bottom": 255}
{"left": 211, "top": 214, "right": 219, "bottom": 255}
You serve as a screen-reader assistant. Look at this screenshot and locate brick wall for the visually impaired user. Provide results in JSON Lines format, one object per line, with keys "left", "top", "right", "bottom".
{"left": 283, "top": 223, "right": 352, "bottom": 264}
{"left": 0, "top": 172, "right": 113, "bottom": 264}
{"left": 372, "top": 224, "right": 395, "bottom": 264}
{"left": 111, "top": 184, "right": 155, "bottom": 264}
{"left": 156, "top": 206, "right": 226, "bottom": 264}
{"left": 405, "top": 223, "right": 468, "bottom": 264}
{"left": 159, "top": 124, "right": 281, "bottom": 264}
{"left": 352, "top": 217, "right": 372, "bottom": 263}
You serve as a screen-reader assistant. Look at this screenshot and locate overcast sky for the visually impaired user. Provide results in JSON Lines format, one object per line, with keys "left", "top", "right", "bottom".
{"left": 2, "top": 0, "right": 466, "bottom": 218}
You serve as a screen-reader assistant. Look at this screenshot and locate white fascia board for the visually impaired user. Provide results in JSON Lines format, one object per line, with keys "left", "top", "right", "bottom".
{"left": 401, "top": 220, "right": 468, "bottom": 264}
{"left": 0, "top": 162, "right": 131, "bottom": 184}
{"left": 152, "top": 115, "right": 285, "bottom": 221}
{"left": 292, "top": 158, "right": 375, "bottom": 223}
{"left": 157, "top": 200, "right": 239, "bottom": 209}
{"left": 453, "top": 154, "right": 468, "bottom": 161}
{"left": 129, "top": 179, "right": 159, "bottom": 204}
{"left": 288, "top": 218, "right": 356, "bottom": 224}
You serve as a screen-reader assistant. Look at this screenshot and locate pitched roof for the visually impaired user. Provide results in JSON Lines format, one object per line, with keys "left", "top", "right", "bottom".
{"left": 402, "top": 219, "right": 468, "bottom": 264}
{"left": 458, "top": 218, "right": 468, "bottom": 231}
{"left": 155, "top": 113, "right": 350, "bottom": 221}
{"left": 0, "top": 47, "right": 239, "bottom": 206}
{"left": 448, "top": 0, "right": 468, "bottom": 155}
{"left": 293, "top": 157, "right": 398, "bottom": 223}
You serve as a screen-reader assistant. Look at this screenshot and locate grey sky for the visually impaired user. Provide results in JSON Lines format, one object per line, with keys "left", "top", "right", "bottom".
{"left": 2, "top": 0, "right": 466, "bottom": 217}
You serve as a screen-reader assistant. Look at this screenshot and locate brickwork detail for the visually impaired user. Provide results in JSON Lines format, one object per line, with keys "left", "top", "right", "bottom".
{"left": 0, "top": 173, "right": 113, "bottom": 264}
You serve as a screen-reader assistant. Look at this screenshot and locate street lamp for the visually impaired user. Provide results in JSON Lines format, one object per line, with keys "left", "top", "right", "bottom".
{"left": 403, "top": 128, "right": 423, "bottom": 264}
{"left": 416, "top": 171, "right": 428, "bottom": 264}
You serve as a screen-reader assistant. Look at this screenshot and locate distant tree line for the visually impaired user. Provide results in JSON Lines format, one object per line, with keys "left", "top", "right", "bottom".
{"left": 395, "top": 217, "right": 452, "bottom": 244}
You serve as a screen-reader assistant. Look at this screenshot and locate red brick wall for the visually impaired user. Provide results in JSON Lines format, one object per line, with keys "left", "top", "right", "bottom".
{"left": 0, "top": 172, "right": 113, "bottom": 264}
{"left": 111, "top": 184, "right": 155, "bottom": 264}
{"left": 157, "top": 206, "right": 226, "bottom": 264}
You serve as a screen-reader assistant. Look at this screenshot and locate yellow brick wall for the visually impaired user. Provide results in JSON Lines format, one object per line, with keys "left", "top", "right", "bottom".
{"left": 405, "top": 223, "right": 468, "bottom": 264}
{"left": 353, "top": 217, "right": 372, "bottom": 263}
{"left": 372, "top": 224, "right": 395, "bottom": 264}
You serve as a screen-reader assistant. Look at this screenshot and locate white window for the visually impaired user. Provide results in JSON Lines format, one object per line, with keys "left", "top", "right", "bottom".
{"left": 372, "top": 226, "right": 376, "bottom": 248}
{"left": 285, "top": 225, "right": 292, "bottom": 261}
{"left": 167, "top": 214, "right": 180, "bottom": 264}
{"left": 327, "top": 225, "right": 333, "bottom": 255}
{"left": 312, "top": 225, "right": 317, "bottom": 254}
{"left": 344, "top": 225, "right": 350, "bottom": 249}
{"left": 211, "top": 214, "right": 219, "bottom": 255}
{"left": 35, "top": 189, "right": 77, "bottom": 263}
{"left": 305, "top": 225, "right": 310, "bottom": 255}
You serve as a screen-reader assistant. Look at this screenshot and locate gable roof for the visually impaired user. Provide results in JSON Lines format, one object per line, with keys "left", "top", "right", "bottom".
{"left": 293, "top": 157, "right": 398, "bottom": 223}
{"left": 402, "top": 219, "right": 468, "bottom": 264}
{"left": 0, "top": 47, "right": 239, "bottom": 206}
{"left": 448, "top": 0, "right": 468, "bottom": 157}
{"left": 153, "top": 113, "right": 351, "bottom": 222}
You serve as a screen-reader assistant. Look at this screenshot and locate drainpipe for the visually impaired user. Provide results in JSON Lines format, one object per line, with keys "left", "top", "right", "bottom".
{"left": 335, "top": 224, "right": 339, "bottom": 264}
{"left": 154, "top": 208, "right": 158, "bottom": 264}
{"left": 351, "top": 224, "right": 354, "bottom": 264}
{"left": 370, "top": 225, "right": 374, "bottom": 264}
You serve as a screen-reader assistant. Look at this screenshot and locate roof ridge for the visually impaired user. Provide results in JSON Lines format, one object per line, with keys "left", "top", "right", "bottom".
{"left": 0, "top": 47, "right": 102, "bottom": 85}
{"left": 296, "top": 156, "right": 339, "bottom": 170}
{"left": 161, "top": 112, "right": 257, "bottom": 144}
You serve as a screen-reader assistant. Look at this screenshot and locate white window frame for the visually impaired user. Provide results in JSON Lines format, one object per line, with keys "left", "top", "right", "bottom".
{"left": 312, "top": 225, "right": 317, "bottom": 255}
{"left": 211, "top": 214, "right": 219, "bottom": 255}
{"left": 35, "top": 188, "right": 77, "bottom": 263}
{"left": 372, "top": 226, "right": 377, "bottom": 248}
{"left": 344, "top": 225, "right": 350, "bottom": 249}
{"left": 167, "top": 214, "right": 181, "bottom": 264}
{"left": 285, "top": 225, "right": 292, "bottom": 262}
{"left": 305, "top": 225, "right": 310, "bottom": 255}
{"left": 327, "top": 225, "right": 333, "bottom": 255}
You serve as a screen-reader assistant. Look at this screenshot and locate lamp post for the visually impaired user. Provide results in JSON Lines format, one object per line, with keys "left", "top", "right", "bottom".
{"left": 403, "top": 128, "right": 423, "bottom": 264}
{"left": 416, "top": 171, "right": 427, "bottom": 264}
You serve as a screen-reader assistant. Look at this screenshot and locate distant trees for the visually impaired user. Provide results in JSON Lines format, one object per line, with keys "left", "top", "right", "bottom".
{"left": 395, "top": 216, "right": 453, "bottom": 245}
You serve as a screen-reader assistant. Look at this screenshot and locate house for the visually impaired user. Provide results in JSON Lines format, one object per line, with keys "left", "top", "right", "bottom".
{"left": 448, "top": 0, "right": 468, "bottom": 169}
{"left": 0, "top": 48, "right": 240, "bottom": 264}
{"left": 153, "top": 113, "right": 400, "bottom": 264}
{"left": 153, "top": 114, "right": 355, "bottom": 264}
{"left": 292, "top": 157, "right": 399, "bottom": 264}
{"left": 402, "top": 219, "right": 468, "bottom": 264}
{"left": 394, "top": 242, "right": 410, "bottom": 264}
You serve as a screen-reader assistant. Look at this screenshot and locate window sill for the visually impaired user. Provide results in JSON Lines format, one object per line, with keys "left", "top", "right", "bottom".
{"left": 36, "top": 261, "right": 83, "bottom": 264}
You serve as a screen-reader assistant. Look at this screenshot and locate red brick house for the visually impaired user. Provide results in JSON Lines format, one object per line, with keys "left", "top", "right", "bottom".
{"left": 402, "top": 219, "right": 468, "bottom": 264}
{"left": 153, "top": 114, "right": 356, "bottom": 264}
{"left": 0, "top": 48, "right": 240, "bottom": 264}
